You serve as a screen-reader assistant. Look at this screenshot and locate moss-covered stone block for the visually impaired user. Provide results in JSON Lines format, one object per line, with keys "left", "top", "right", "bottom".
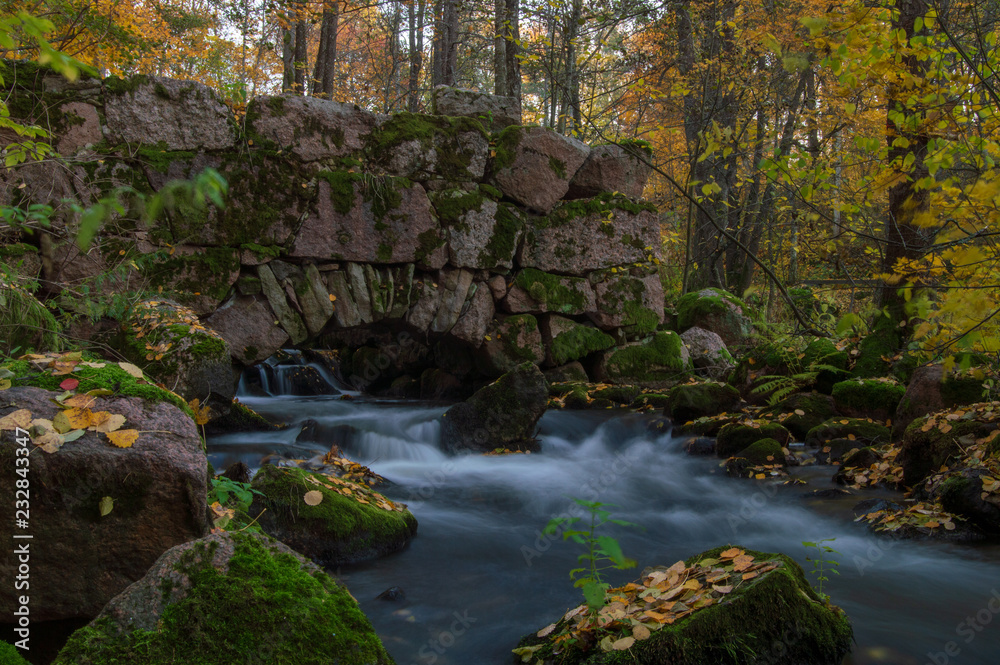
{"left": 676, "top": 287, "right": 753, "bottom": 347}
{"left": 141, "top": 246, "right": 240, "bottom": 315}
{"left": 598, "top": 331, "right": 692, "bottom": 388}
{"left": 899, "top": 414, "right": 996, "bottom": 486}
{"left": 53, "top": 531, "right": 392, "bottom": 665}
{"left": 667, "top": 380, "right": 740, "bottom": 424}
{"left": 507, "top": 268, "right": 596, "bottom": 315}
{"left": 366, "top": 111, "right": 489, "bottom": 181}
{"left": 832, "top": 378, "right": 905, "bottom": 421}
{"left": 717, "top": 422, "right": 792, "bottom": 458}
{"left": 250, "top": 465, "right": 417, "bottom": 566}
{"left": 114, "top": 300, "right": 233, "bottom": 408}
{"left": 543, "top": 315, "right": 616, "bottom": 367}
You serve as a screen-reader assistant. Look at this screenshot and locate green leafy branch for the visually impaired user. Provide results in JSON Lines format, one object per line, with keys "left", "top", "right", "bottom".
{"left": 544, "top": 498, "right": 640, "bottom": 612}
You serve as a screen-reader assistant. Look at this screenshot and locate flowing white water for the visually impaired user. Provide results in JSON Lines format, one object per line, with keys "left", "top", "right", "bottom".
{"left": 210, "top": 395, "right": 1000, "bottom": 665}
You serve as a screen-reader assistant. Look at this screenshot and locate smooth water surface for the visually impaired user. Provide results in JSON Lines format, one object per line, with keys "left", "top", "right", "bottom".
{"left": 211, "top": 392, "right": 1000, "bottom": 665}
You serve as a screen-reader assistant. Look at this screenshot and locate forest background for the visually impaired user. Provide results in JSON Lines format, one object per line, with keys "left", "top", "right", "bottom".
{"left": 3, "top": 0, "right": 1000, "bottom": 367}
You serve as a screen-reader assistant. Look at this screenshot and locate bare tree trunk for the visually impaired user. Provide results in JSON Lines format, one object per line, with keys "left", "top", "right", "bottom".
{"left": 282, "top": 26, "right": 294, "bottom": 92}
{"left": 881, "top": 0, "right": 935, "bottom": 321}
{"left": 311, "top": 2, "right": 339, "bottom": 98}
{"left": 504, "top": 0, "right": 520, "bottom": 99}
{"left": 408, "top": 0, "right": 425, "bottom": 111}
{"left": 494, "top": 0, "right": 520, "bottom": 98}
{"left": 293, "top": 5, "right": 308, "bottom": 94}
{"left": 431, "top": 0, "right": 457, "bottom": 86}
{"left": 385, "top": 0, "right": 403, "bottom": 112}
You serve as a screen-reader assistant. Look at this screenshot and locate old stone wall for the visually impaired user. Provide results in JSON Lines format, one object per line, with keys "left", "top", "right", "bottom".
{"left": 1, "top": 63, "right": 663, "bottom": 392}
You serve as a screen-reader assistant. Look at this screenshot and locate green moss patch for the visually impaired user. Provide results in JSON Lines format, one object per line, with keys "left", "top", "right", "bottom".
{"left": 2, "top": 356, "right": 191, "bottom": 416}
{"left": 832, "top": 378, "right": 905, "bottom": 419}
{"left": 54, "top": 531, "right": 392, "bottom": 665}
{"left": 549, "top": 323, "right": 616, "bottom": 366}
{"left": 250, "top": 465, "right": 417, "bottom": 566}
{"left": 514, "top": 269, "right": 591, "bottom": 314}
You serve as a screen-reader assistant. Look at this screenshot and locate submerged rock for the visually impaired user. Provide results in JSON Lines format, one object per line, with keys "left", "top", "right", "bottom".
{"left": 516, "top": 545, "right": 852, "bottom": 665}
{"left": 440, "top": 361, "right": 547, "bottom": 453}
{"left": 249, "top": 465, "right": 417, "bottom": 566}
{"left": 54, "top": 531, "right": 393, "bottom": 664}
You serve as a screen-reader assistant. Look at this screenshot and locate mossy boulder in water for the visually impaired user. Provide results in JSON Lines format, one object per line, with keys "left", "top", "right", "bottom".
{"left": 54, "top": 531, "right": 393, "bottom": 665}
{"left": 666, "top": 380, "right": 739, "bottom": 424}
{"left": 716, "top": 422, "right": 792, "bottom": 458}
{"left": 441, "top": 361, "right": 548, "bottom": 453}
{"left": 516, "top": 545, "right": 852, "bottom": 665}
{"left": 832, "top": 378, "right": 905, "bottom": 422}
{"left": 805, "top": 417, "right": 890, "bottom": 449}
{"left": 249, "top": 465, "right": 417, "bottom": 566}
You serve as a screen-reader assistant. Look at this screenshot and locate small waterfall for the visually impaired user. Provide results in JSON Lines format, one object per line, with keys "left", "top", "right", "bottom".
{"left": 237, "top": 349, "right": 358, "bottom": 397}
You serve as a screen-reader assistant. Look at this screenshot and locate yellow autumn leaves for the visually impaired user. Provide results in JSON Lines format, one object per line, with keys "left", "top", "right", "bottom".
{"left": 519, "top": 548, "right": 778, "bottom": 659}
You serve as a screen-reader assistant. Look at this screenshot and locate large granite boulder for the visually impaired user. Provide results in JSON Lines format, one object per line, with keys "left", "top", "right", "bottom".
{"left": 492, "top": 126, "right": 590, "bottom": 213}
{"left": 53, "top": 531, "right": 393, "bottom": 664}
{"left": 476, "top": 314, "right": 546, "bottom": 376}
{"left": 441, "top": 362, "right": 548, "bottom": 453}
{"left": 0, "top": 384, "right": 207, "bottom": 622}
{"left": 681, "top": 327, "right": 734, "bottom": 380}
{"left": 249, "top": 465, "right": 417, "bottom": 566}
{"left": 503, "top": 269, "right": 597, "bottom": 316}
{"left": 290, "top": 172, "right": 446, "bottom": 267}
{"left": 831, "top": 378, "right": 905, "bottom": 422}
{"left": 516, "top": 545, "right": 852, "bottom": 665}
{"left": 449, "top": 283, "right": 495, "bottom": 346}
{"left": 431, "top": 85, "right": 521, "bottom": 130}
{"left": 433, "top": 187, "right": 523, "bottom": 270}
{"left": 246, "top": 94, "right": 376, "bottom": 161}
{"left": 566, "top": 142, "right": 653, "bottom": 199}
{"left": 589, "top": 270, "right": 664, "bottom": 334}
{"left": 519, "top": 197, "right": 661, "bottom": 276}
{"left": 103, "top": 75, "right": 236, "bottom": 150}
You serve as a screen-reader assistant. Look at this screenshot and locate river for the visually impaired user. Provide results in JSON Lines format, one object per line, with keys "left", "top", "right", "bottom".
{"left": 211, "top": 373, "right": 1000, "bottom": 665}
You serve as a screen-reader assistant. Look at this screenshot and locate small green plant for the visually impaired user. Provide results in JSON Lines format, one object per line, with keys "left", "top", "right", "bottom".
{"left": 544, "top": 498, "right": 640, "bottom": 612}
{"left": 802, "top": 538, "right": 840, "bottom": 598}
{"left": 208, "top": 476, "right": 261, "bottom": 512}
